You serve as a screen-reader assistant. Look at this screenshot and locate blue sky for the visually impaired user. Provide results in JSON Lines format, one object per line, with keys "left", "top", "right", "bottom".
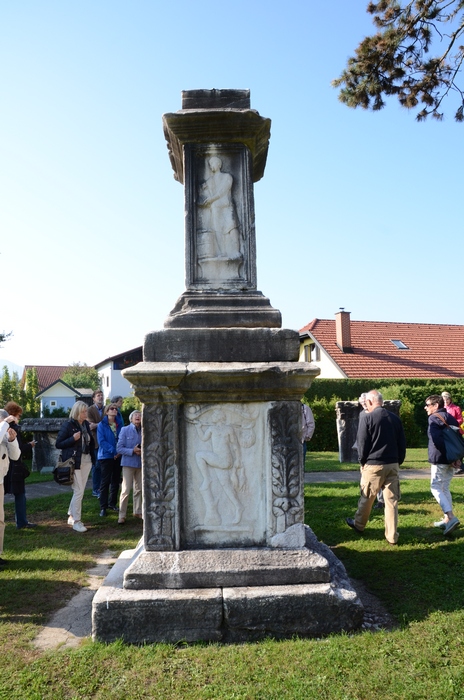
{"left": 1, "top": 0, "right": 462, "bottom": 370}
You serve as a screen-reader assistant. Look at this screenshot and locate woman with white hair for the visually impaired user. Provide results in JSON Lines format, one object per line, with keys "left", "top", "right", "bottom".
{"left": 56, "top": 401, "right": 95, "bottom": 533}
{"left": 116, "top": 410, "right": 142, "bottom": 524}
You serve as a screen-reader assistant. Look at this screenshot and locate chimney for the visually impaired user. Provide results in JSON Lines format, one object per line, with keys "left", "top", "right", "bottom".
{"left": 335, "top": 309, "right": 352, "bottom": 353}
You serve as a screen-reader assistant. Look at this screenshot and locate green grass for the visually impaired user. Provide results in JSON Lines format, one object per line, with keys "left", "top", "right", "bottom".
{"left": 306, "top": 447, "right": 430, "bottom": 472}
{"left": 1, "top": 477, "right": 464, "bottom": 698}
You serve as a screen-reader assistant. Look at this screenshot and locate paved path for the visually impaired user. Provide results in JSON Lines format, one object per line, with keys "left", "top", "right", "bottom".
{"left": 4, "top": 478, "right": 87, "bottom": 502}
{"left": 304, "top": 468, "right": 432, "bottom": 484}
{"left": 4, "top": 470, "right": 435, "bottom": 502}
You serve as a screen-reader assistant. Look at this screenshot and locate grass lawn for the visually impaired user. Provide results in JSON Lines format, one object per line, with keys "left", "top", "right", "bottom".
{"left": 306, "top": 447, "right": 430, "bottom": 472}
{"left": 2, "top": 474, "right": 464, "bottom": 698}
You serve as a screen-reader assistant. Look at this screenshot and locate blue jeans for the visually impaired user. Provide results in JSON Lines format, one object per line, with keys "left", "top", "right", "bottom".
{"left": 15, "top": 492, "right": 28, "bottom": 529}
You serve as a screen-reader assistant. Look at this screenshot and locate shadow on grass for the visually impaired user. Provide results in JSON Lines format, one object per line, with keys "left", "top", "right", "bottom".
{"left": 1, "top": 494, "right": 142, "bottom": 628}
{"left": 305, "top": 481, "right": 464, "bottom": 625}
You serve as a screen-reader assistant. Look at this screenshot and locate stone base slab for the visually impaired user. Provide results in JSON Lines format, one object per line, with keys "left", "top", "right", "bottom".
{"left": 124, "top": 547, "right": 330, "bottom": 590}
{"left": 92, "top": 528, "right": 363, "bottom": 643}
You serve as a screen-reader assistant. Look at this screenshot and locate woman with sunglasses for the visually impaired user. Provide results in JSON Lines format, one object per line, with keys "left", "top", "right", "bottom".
{"left": 97, "top": 404, "right": 123, "bottom": 517}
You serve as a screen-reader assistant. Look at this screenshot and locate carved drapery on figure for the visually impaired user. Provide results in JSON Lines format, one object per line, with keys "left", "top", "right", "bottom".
{"left": 183, "top": 402, "right": 266, "bottom": 547}
{"left": 269, "top": 401, "right": 303, "bottom": 535}
{"left": 143, "top": 402, "right": 179, "bottom": 550}
{"left": 185, "top": 143, "right": 256, "bottom": 290}
{"left": 197, "top": 156, "right": 242, "bottom": 265}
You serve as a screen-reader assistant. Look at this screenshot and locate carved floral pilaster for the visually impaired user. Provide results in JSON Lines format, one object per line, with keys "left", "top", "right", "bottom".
{"left": 143, "top": 400, "right": 179, "bottom": 550}
{"left": 269, "top": 401, "right": 303, "bottom": 536}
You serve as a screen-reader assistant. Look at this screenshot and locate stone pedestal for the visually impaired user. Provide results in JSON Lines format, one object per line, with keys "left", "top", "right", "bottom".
{"left": 92, "top": 90, "right": 363, "bottom": 643}
{"left": 20, "top": 418, "right": 67, "bottom": 472}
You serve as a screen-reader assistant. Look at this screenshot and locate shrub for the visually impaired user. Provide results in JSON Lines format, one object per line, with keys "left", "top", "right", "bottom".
{"left": 121, "top": 395, "right": 142, "bottom": 425}
{"left": 308, "top": 396, "right": 341, "bottom": 451}
{"left": 305, "top": 378, "right": 464, "bottom": 450}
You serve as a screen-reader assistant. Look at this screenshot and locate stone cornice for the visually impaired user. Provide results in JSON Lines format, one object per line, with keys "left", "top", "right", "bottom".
{"left": 163, "top": 109, "right": 271, "bottom": 184}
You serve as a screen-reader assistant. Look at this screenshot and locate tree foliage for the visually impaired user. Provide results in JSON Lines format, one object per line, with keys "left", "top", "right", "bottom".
{"left": 61, "top": 363, "right": 101, "bottom": 391}
{"left": 333, "top": 1, "right": 464, "bottom": 121}
{"left": 0, "top": 365, "right": 39, "bottom": 417}
{"left": 0, "top": 331, "right": 12, "bottom": 347}
{"left": 24, "top": 367, "right": 40, "bottom": 416}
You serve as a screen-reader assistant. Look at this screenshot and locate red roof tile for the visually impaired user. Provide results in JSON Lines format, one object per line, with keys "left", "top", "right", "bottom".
{"left": 300, "top": 319, "right": 464, "bottom": 378}
{"left": 22, "top": 366, "right": 69, "bottom": 391}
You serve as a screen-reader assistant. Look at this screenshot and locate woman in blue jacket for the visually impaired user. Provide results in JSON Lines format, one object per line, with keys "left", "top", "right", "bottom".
{"left": 97, "top": 403, "right": 122, "bottom": 517}
{"left": 116, "top": 410, "right": 142, "bottom": 524}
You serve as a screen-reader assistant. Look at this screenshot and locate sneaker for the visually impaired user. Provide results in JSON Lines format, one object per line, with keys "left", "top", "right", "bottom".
{"left": 67, "top": 516, "right": 74, "bottom": 526}
{"left": 92, "top": 490, "right": 100, "bottom": 498}
{"left": 454, "top": 468, "right": 464, "bottom": 475}
{"left": 72, "top": 521, "right": 88, "bottom": 533}
{"left": 434, "top": 520, "right": 447, "bottom": 528}
{"left": 117, "top": 518, "right": 126, "bottom": 525}
{"left": 443, "top": 517, "right": 460, "bottom": 536}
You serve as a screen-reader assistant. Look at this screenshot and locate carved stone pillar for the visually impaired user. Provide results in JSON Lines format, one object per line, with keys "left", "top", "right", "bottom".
{"left": 92, "top": 90, "right": 363, "bottom": 644}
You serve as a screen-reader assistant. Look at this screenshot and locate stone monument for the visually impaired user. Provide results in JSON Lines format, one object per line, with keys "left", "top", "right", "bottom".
{"left": 92, "top": 89, "right": 363, "bottom": 643}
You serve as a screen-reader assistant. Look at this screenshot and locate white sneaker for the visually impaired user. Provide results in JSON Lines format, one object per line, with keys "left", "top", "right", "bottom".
{"left": 72, "top": 521, "right": 87, "bottom": 533}
{"left": 434, "top": 520, "right": 447, "bottom": 528}
{"left": 67, "top": 516, "right": 74, "bottom": 526}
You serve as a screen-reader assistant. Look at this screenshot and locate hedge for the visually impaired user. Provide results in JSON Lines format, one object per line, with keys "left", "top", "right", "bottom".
{"left": 304, "top": 378, "right": 464, "bottom": 451}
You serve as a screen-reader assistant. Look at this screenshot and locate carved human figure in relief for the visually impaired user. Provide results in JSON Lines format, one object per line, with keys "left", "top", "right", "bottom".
{"left": 190, "top": 407, "right": 247, "bottom": 527}
{"left": 197, "top": 156, "right": 242, "bottom": 262}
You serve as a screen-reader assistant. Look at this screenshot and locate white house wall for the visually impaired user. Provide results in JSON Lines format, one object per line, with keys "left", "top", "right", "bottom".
{"left": 98, "top": 363, "right": 134, "bottom": 403}
{"left": 314, "top": 348, "right": 346, "bottom": 379}
{"left": 299, "top": 339, "right": 346, "bottom": 379}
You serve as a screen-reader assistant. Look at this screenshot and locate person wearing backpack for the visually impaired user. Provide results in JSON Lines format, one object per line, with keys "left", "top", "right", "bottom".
{"left": 425, "top": 394, "right": 460, "bottom": 535}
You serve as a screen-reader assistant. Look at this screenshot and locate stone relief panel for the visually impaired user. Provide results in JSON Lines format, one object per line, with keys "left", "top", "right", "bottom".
{"left": 185, "top": 144, "right": 256, "bottom": 290}
{"left": 269, "top": 401, "right": 304, "bottom": 537}
{"left": 183, "top": 403, "right": 268, "bottom": 547}
{"left": 143, "top": 403, "right": 179, "bottom": 550}
{"left": 197, "top": 155, "right": 242, "bottom": 276}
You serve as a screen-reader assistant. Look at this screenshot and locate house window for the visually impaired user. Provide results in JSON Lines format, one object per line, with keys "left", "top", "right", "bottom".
{"left": 50, "top": 400, "right": 57, "bottom": 407}
{"left": 304, "top": 343, "right": 321, "bottom": 362}
{"left": 106, "top": 376, "right": 109, "bottom": 387}
{"left": 390, "top": 339, "right": 409, "bottom": 350}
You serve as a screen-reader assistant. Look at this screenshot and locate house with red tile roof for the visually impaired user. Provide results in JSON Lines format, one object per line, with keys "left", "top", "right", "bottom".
{"left": 299, "top": 311, "right": 464, "bottom": 379}
{"left": 21, "top": 365, "right": 69, "bottom": 392}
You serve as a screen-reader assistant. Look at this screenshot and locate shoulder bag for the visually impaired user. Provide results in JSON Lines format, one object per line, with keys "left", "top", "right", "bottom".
{"left": 434, "top": 413, "right": 464, "bottom": 463}
{"left": 53, "top": 453, "right": 76, "bottom": 486}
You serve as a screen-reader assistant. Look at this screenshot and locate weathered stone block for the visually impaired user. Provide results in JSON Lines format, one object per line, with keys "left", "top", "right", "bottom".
{"left": 144, "top": 328, "right": 298, "bottom": 362}
{"left": 222, "top": 582, "right": 362, "bottom": 642}
{"left": 92, "top": 549, "right": 223, "bottom": 644}
{"left": 92, "top": 528, "right": 363, "bottom": 644}
{"left": 123, "top": 548, "right": 330, "bottom": 590}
